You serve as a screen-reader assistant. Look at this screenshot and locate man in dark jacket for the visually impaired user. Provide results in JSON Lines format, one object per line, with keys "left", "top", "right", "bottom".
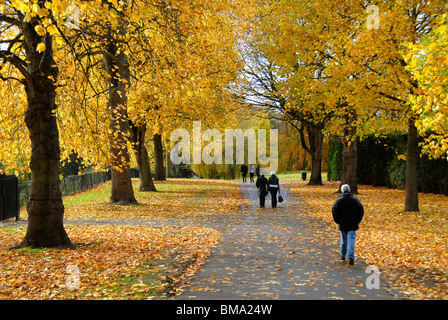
{"left": 268, "top": 171, "right": 280, "bottom": 208}
{"left": 256, "top": 173, "right": 268, "bottom": 208}
{"left": 240, "top": 163, "right": 248, "bottom": 182}
{"left": 332, "top": 184, "right": 364, "bottom": 265}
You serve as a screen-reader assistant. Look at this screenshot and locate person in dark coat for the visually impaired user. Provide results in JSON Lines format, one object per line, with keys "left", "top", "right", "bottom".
{"left": 268, "top": 171, "right": 280, "bottom": 208}
{"left": 256, "top": 173, "right": 269, "bottom": 208}
{"left": 332, "top": 184, "right": 364, "bottom": 265}
{"left": 240, "top": 163, "right": 248, "bottom": 182}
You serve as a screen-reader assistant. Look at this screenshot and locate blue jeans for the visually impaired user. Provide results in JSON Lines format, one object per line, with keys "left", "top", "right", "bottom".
{"left": 270, "top": 189, "right": 278, "bottom": 207}
{"left": 340, "top": 230, "right": 356, "bottom": 259}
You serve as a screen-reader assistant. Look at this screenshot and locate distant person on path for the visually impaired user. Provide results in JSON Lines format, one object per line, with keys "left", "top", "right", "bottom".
{"left": 256, "top": 172, "right": 269, "bottom": 208}
{"left": 332, "top": 184, "right": 364, "bottom": 265}
{"left": 240, "top": 163, "right": 248, "bottom": 182}
{"left": 268, "top": 171, "right": 280, "bottom": 208}
{"left": 249, "top": 164, "right": 255, "bottom": 183}
{"left": 255, "top": 164, "right": 261, "bottom": 178}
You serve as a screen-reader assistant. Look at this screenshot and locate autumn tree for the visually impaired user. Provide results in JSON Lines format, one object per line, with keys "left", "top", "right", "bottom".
{"left": 0, "top": 0, "right": 72, "bottom": 247}
{"left": 257, "top": 0, "right": 444, "bottom": 206}
{"left": 238, "top": 43, "right": 330, "bottom": 185}
{"left": 241, "top": 2, "right": 348, "bottom": 187}
{"left": 126, "top": 0, "right": 246, "bottom": 180}
{"left": 346, "top": 1, "right": 444, "bottom": 210}
{"left": 56, "top": 0, "right": 161, "bottom": 201}
{"left": 405, "top": 13, "right": 448, "bottom": 160}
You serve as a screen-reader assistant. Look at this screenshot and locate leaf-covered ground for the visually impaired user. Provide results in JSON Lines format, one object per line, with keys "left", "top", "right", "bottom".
{"left": 61, "top": 178, "right": 243, "bottom": 220}
{"left": 0, "top": 179, "right": 242, "bottom": 300}
{"left": 284, "top": 180, "right": 448, "bottom": 299}
{"left": 1, "top": 178, "right": 447, "bottom": 299}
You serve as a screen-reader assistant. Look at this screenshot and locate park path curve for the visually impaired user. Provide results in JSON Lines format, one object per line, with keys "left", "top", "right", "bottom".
{"left": 176, "top": 182, "right": 402, "bottom": 300}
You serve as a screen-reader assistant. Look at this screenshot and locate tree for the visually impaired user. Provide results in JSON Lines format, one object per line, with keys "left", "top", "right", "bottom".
{"left": 102, "top": 5, "right": 138, "bottom": 204}
{"left": 345, "top": 0, "right": 444, "bottom": 210}
{"left": 238, "top": 38, "right": 329, "bottom": 185}
{"left": 258, "top": 0, "right": 444, "bottom": 205}
{"left": 1, "top": 0, "right": 72, "bottom": 247}
{"left": 125, "top": 0, "right": 246, "bottom": 180}
{"left": 405, "top": 13, "right": 448, "bottom": 160}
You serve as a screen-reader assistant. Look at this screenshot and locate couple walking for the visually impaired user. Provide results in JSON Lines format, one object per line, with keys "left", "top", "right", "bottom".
{"left": 256, "top": 171, "right": 281, "bottom": 208}
{"left": 241, "top": 164, "right": 260, "bottom": 183}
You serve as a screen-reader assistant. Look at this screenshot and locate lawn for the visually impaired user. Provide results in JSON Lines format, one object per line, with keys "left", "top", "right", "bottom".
{"left": 62, "top": 178, "right": 243, "bottom": 220}
{"left": 0, "top": 179, "right": 243, "bottom": 300}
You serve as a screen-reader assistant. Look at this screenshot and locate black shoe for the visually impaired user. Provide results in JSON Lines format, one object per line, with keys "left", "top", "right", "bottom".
{"left": 349, "top": 258, "right": 354, "bottom": 265}
{"left": 340, "top": 256, "right": 345, "bottom": 261}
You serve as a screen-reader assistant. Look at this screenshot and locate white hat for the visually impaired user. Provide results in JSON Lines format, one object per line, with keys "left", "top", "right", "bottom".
{"left": 271, "top": 171, "right": 276, "bottom": 175}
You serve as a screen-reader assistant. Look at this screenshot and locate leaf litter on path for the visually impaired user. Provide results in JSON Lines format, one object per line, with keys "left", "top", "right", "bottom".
{"left": 284, "top": 180, "right": 448, "bottom": 300}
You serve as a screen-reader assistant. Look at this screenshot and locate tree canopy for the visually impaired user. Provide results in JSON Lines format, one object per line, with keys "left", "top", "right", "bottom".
{"left": 1, "top": 0, "right": 447, "bottom": 246}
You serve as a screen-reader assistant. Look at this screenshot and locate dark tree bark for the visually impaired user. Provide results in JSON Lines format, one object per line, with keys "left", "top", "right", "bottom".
{"left": 153, "top": 133, "right": 166, "bottom": 181}
{"left": 19, "top": 15, "right": 72, "bottom": 248}
{"left": 405, "top": 118, "right": 419, "bottom": 212}
{"left": 129, "top": 122, "right": 157, "bottom": 191}
{"left": 295, "top": 123, "right": 324, "bottom": 185}
{"left": 340, "top": 138, "right": 358, "bottom": 194}
{"left": 305, "top": 125, "right": 323, "bottom": 185}
{"left": 339, "top": 115, "right": 358, "bottom": 194}
{"left": 104, "top": 42, "right": 137, "bottom": 205}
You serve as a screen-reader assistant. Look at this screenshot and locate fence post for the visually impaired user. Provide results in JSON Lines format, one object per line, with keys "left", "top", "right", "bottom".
{"left": 15, "top": 176, "right": 19, "bottom": 220}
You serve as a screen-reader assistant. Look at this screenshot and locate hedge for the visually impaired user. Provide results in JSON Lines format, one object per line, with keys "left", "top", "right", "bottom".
{"left": 328, "top": 135, "right": 448, "bottom": 195}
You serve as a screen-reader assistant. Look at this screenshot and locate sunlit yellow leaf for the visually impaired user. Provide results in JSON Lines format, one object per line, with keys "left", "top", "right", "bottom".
{"left": 34, "top": 25, "right": 46, "bottom": 36}
{"left": 36, "top": 42, "right": 46, "bottom": 52}
{"left": 47, "top": 24, "right": 59, "bottom": 36}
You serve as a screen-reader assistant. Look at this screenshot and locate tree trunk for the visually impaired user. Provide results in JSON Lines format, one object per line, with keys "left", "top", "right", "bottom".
{"left": 340, "top": 138, "right": 358, "bottom": 194}
{"left": 405, "top": 118, "right": 419, "bottom": 212}
{"left": 338, "top": 112, "right": 358, "bottom": 194}
{"left": 154, "top": 133, "right": 166, "bottom": 181}
{"left": 296, "top": 123, "right": 323, "bottom": 185}
{"left": 104, "top": 42, "right": 137, "bottom": 205}
{"left": 20, "top": 24, "right": 72, "bottom": 248}
{"left": 306, "top": 125, "right": 323, "bottom": 185}
{"left": 129, "top": 122, "right": 157, "bottom": 191}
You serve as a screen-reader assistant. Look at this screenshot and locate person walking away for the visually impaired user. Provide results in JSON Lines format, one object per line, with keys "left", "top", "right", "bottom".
{"left": 268, "top": 171, "right": 280, "bottom": 208}
{"left": 256, "top": 173, "right": 268, "bottom": 208}
{"left": 249, "top": 164, "right": 255, "bottom": 183}
{"left": 332, "top": 184, "right": 364, "bottom": 265}
{"left": 240, "top": 163, "right": 248, "bottom": 182}
{"left": 255, "top": 164, "right": 261, "bottom": 178}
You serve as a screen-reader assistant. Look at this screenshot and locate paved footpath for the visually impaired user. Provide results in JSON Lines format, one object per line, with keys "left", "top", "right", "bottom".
{"left": 177, "top": 182, "right": 403, "bottom": 300}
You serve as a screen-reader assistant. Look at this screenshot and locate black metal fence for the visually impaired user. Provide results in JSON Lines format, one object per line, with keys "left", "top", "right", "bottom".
{"left": 19, "top": 171, "right": 112, "bottom": 209}
{"left": 0, "top": 174, "right": 20, "bottom": 221}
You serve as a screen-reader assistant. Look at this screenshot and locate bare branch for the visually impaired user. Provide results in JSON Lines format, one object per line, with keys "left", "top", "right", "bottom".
{"left": 0, "top": 50, "right": 29, "bottom": 81}
{"left": 0, "top": 14, "right": 21, "bottom": 27}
